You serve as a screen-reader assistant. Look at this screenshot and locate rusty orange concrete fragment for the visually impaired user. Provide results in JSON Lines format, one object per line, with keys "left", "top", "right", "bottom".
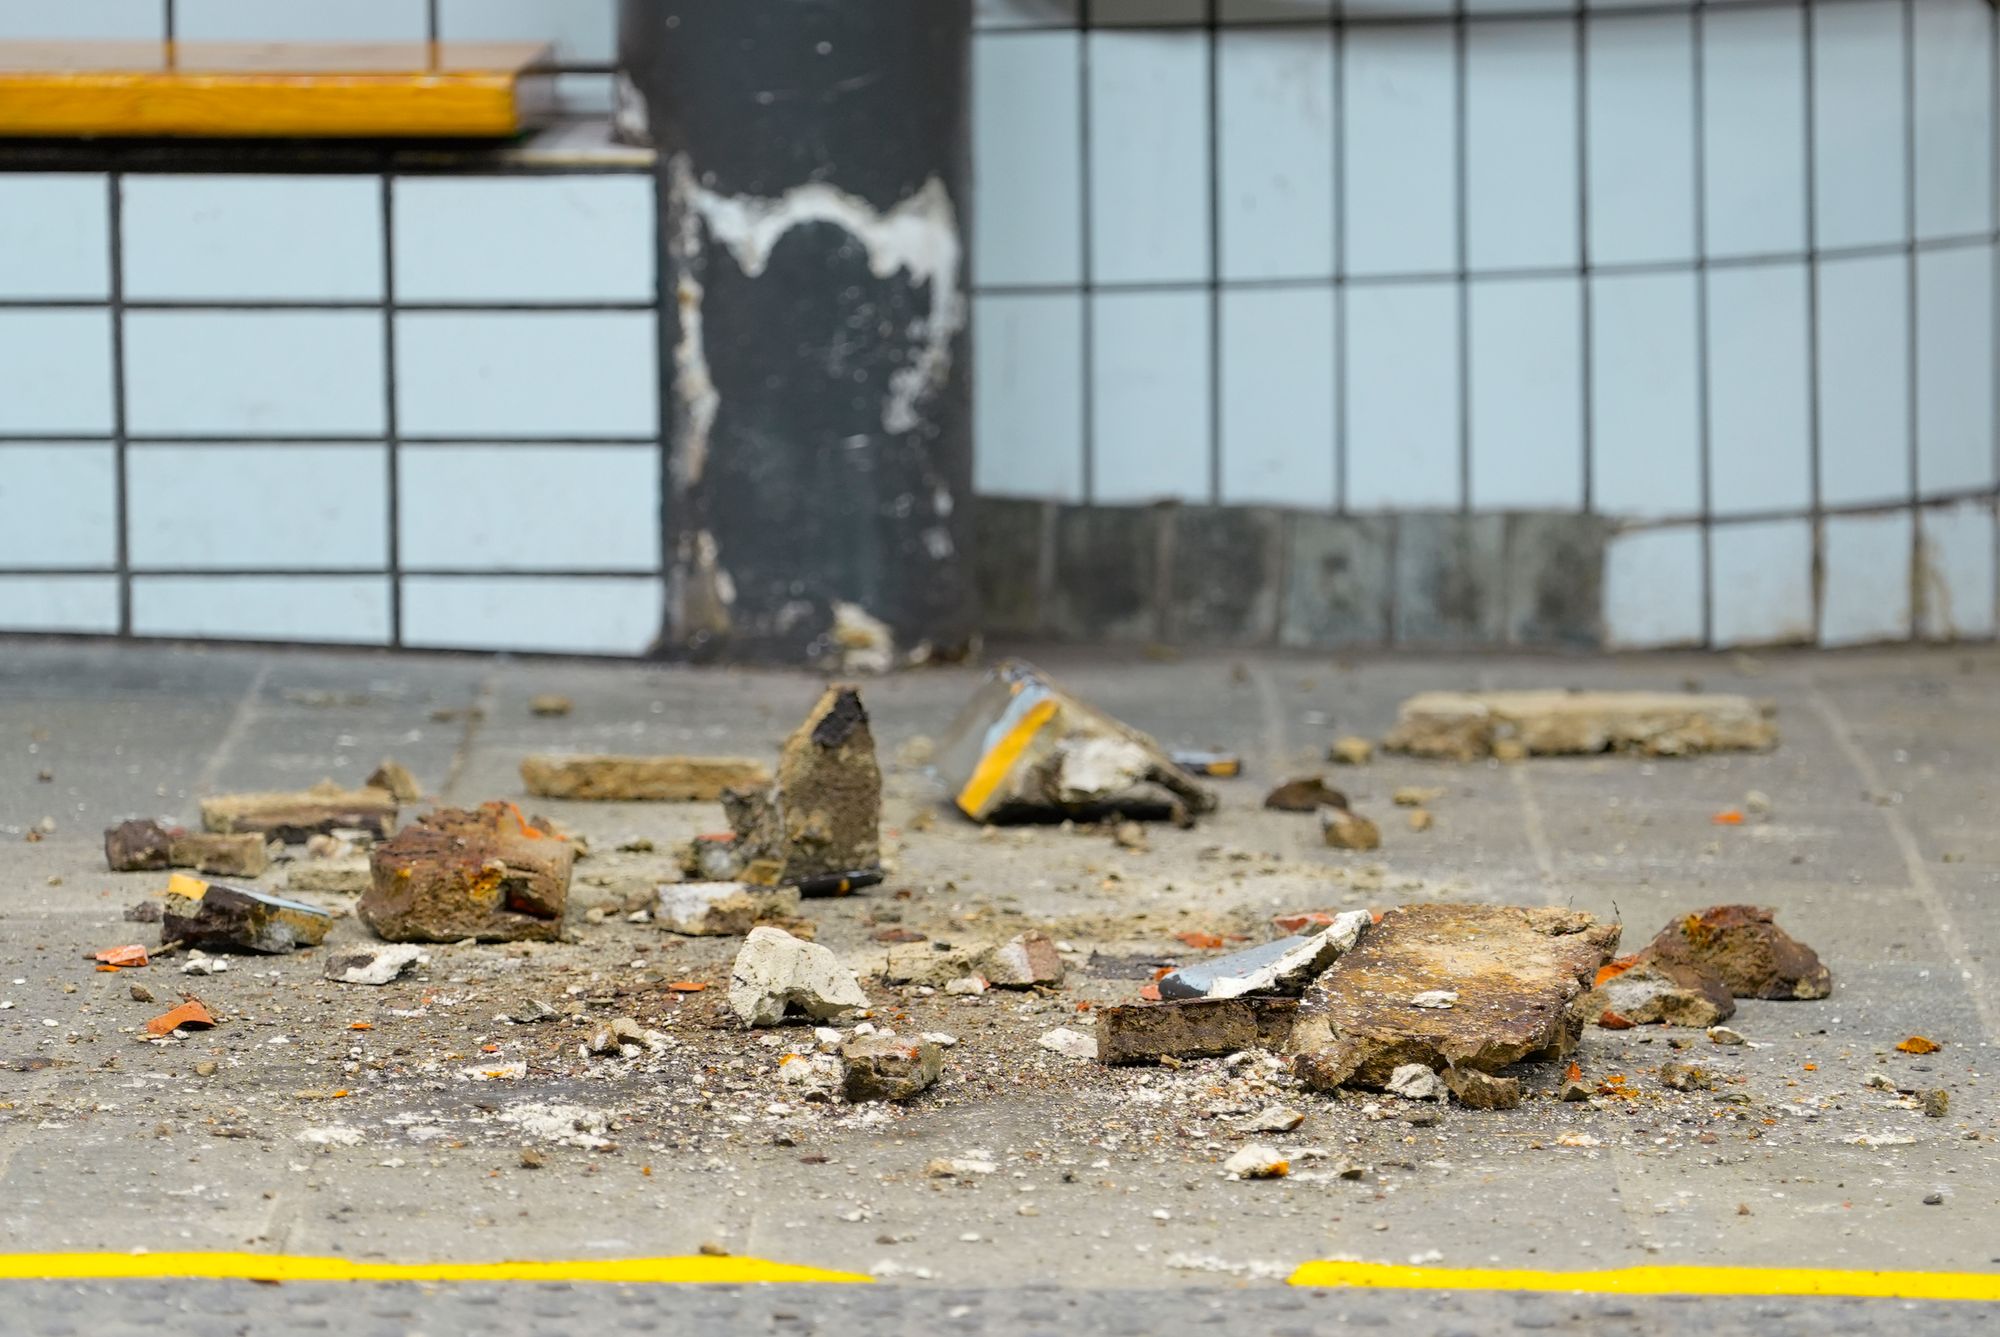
{"left": 145, "top": 999, "right": 215, "bottom": 1036}
{"left": 1896, "top": 1035, "right": 1941, "bottom": 1054}
{"left": 94, "top": 945, "right": 149, "bottom": 968}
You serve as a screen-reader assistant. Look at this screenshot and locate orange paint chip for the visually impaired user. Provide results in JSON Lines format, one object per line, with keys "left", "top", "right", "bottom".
{"left": 1896, "top": 1035, "right": 1941, "bottom": 1054}
{"left": 1599, "top": 1010, "right": 1635, "bottom": 1031}
{"left": 1593, "top": 954, "right": 1640, "bottom": 988}
{"left": 1175, "top": 932, "right": 1224, "bottom": 950}
{"left": 145, "top": 999, "right": 215, "bottom": 1036}
{"left": 94, "top": 945, "right": 149, "bottom": 968}
{"left": 348, "top": 1021, "right": 374, "bottom": 1031}
{"left": 481, "top": 1044, "right": 500, "bottom": 1053}
{"left": 664, "top": 981, "right": 708, "bottom": 993}
{"left": 1802, "top": 1063, "right": 1817, "bottom": 1071}
{"left": 1565, "top": 1062, "right": 1582, "bottom": 1083}
{"left": 1711, "top": 809, "right": 1745, "bottom": 826}
{"left": 1138, "top": 984, "right": 1162, "bottom": 1002}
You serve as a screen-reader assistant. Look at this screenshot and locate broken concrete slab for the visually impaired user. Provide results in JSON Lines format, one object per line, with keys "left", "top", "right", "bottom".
{"left": 1645, "top": 905, "right": 1832, "bottom": 1000}
{"left": 1320, "top": 807, "right": 1381, "bottom": 851}
{"left": 359, "top": 802, "right": 573, "bottom": 943}
{"left": 1095, "top": 997, "right": 1299, "bottom": 1065}
{"left": 729, "top": 926, "right": 869, "bottom": 1026}
{"left": 161, "top": 872, "right": 333, "bottom": 955}
{"left": 1383, "top": 689, "right": 1777, "bottom": 761}
{"left": 935, "top": 659, "right": 1215, "bottom": 823}
{"left": 1584, "top": 954, "right": 1735, "bottom": 1028}
{"left": 839, "top": 1033, "right": 943, "bottom": 1102}
{"left": 104, "top": 818, "right": 173, "bottom": 871}
{"left": 723, "top": 686, "right": 881, "bottom": 887}
{"left": 655, "top": 881, "right": 801, "bottom": 936}
{"left": 1291, "top": 904, "right": 1619, "bottom": 1090}
{"left": 106, "top": 819, "right": 269, "bottom": 878}
{"left": 199, "top": 780, "right": 397, "bottom": 843}
{"left": 519, "top": 754, "right": 771, "bottom": 802}
{"left": 323, "top": 943, "right": 428, "bottom": 985}
{"left": 1443, "top": 1064, "right": 1521, "bottom": 1110}
{"left": 1263, "top": 776, "right": 1347, "bottom": 813}
{"left": 1158, "top": 911, "right": 1369, "bottom": 1001}
{"left": 980, "top": 930, "right": 1064, "bottom": 989}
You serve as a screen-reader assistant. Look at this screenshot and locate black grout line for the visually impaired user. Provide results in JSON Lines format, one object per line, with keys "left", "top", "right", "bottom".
{"left": 1802, "top": 0, "right": 1826, "bottom": 645}
{"left": 1453, "top": 0, "right": 1471, "bottom": 515}
{"left": 108, "top": 569, "right": 669, "bottom": 581}
{"left": 1206, "top": 0, "right": 1223, "bottom": 505}
{"left": 1078, "top": 1, "right": 1097, "bottom": 505}
{"left": 1992, "top": 2, "right": 2000, "bottom": 640}
{"left": 975, "top": 0, "right": 1903, "bottom": 38}
{"left": 381, "top": 173, "right": 404, "bottom": 650}
{"left": 1692, "top": 5, "right": 1715, "bottom": 650}
{"left": 1332, "top": 4, "right": 1346, "bottom": 515}
{"left": 1902, "top": 0, "right": 1921, "bottom": 639}
{"left": 1576, "top": 6, "right": 1594, "bottom": 516}
{"left": 107, "top": 172, "right": 131, "bottom": 638}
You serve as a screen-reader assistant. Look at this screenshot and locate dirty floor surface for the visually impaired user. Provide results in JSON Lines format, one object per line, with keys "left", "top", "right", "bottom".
{"left": 0, "top": 640, "right": 1994, "bottom": 1328}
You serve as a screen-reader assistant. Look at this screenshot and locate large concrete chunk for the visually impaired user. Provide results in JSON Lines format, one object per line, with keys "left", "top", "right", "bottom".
{"left": 1291, "top": 904, "right": 1619, "bottom": 1090}
{"left": 728, "top": 925, "right": 870, "bottom": 1026}
{"left": 161, "top": 872, "right": 331, "bottom": 955}
{"left": 199, "top": 780, "right": 398, "bottom": 843}
{"left": 519, "top": 754, "right": 770, "bottom": 801}
{"left": 1095, "top": 997, "right": 1299, "bottom": 1065}
{"left": 724, "top": 686, "right": 881, "bottom": 886}
{"left": 839, "top": 1033, "right": 943, "bottom": 1102}
{"left": 1383, "top": 690, "right": 1777, "bottom": 761}
{"left": 1645, "top": 905, "right": 1831, "bottom": 1001}
{"left": 360, "top": 802, "right": 573, "bottom": 943}
{"left": 935, "top": 659, "right": 1216, "bottom": 823}
{"left": 655, "top": 881, "right": 800, "bottom": 936}
{"left": 1584, "top": 954, "right": 1735, "bottom": 1027}
{"left": 107, "top": 819, "right": 269, "bottom": 878}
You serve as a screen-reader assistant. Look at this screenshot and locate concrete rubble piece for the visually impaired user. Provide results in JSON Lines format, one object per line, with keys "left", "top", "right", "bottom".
{"left": 1291, "top": 904, "right": 1620, "bottom": 1091}
{"left": 655, "top": 881, "right": 801, "bottom": 936}
{"left": 1383, "top": 690, "right": 1778, "bottom": 761}
{"left": 161, "top": 872, "right": 333, "bottom": 955}
{"left": 716, "top": 686, "right": 882, "bottom": 889}
{"left": 105, "top": 819, "right": 269, "bottom": 878}
{"left": 520, "top": 754, "right": 771, "bottom": 802}
{"left": 1096, "top": 997, "right": 1299, "bottom": 1065}
{"left": 935, "top": 659, "right": 1216, "bottom": 823}
{"left": 1645, "top": 904, "right": 1832, "bottom": 1001}
{"left": 876, "top": 930, "right": 1065, "bottom": 990}
{"left": 359, "top": 802, "right": 573, "bottom": 944}
{"left": 729, "top": 925, "right": 870, "bottom": 1026}
{"left": 839, "top": 1032, "right": 944, "bottom": 1102}
{"left": 198, "top": 779, "right": 399, "bottom": 843}
{"left": 1584, "top": 954, "right": 1736, "bottom": 1028}
{"left": 323, "top": 943, "right": 428, "bottom": 986}
{"left": 1159, "top": 911, "right": 1370, "bottom": 1001}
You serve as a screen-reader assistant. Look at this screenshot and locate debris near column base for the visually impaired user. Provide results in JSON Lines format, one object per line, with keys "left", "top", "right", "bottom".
{"left": 656, "top": 881, "right": 801, "bottom": 936}
{"left": 935, "top": 659, "right": 1216, "bottom": 823}
{"left": 323, "top": 943, "right": 428, "bottom": 985}
{"left": 199, "top": 779, "right": 398, "bottom": 843}
{"left": 1644, "top": 904, "right": 1831, "bottom": 1000}
{"left": 519, "top": 754, "right": 771, "bottom": 801}
{"left": 840, "top": 1033, "right": 943, "bottom": 1102}
{"left": 729, "top": 925, "right": 869, "bottom": 1026}
{"left": 1291, "top": 904, "right": 1618, "bottom": 1090}
{"left": 360, "top": 802, "right": 572, "bottom": 943}
{"left": 1096, "top": 997, "right": 1299, "bottom": 1065}
{"left": 720, "top": 685, "right": 883, "bottom": 889}
{"left": 161, "top": 872, "right": 333, "bottom": 954}
{"left": 105, "top": 819, "right": 269, "bottom": 878}
{"left": 1159, "top": 911, "right": 1369, "bottom": 1001}
{"left": 1584, "top": 954, "right": 1735, "bottom": 1028}
{"left": 1383, "top": 690, "right": 1777, "bottom": 761}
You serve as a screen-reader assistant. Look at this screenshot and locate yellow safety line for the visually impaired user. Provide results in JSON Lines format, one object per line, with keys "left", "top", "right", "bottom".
{"left": 1288, "top": 1260, "right": 2000, "bottom": 1303}
{"left": 954, "top": 696, "right": 1059, "bottom": 817}
{"left": 0, "top": 1252, "right": 871, "bottom": 1285}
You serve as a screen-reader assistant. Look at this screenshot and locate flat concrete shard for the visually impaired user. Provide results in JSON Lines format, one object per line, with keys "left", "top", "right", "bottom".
{"left": 935, "top": 659, "right": 1216, "bottom": 823}
{"left": 1095, "top": 997, "right": 1299, "bottom": 1065}
{"left": 161, "top": 872, "right": 332, "bottom": 955}
{"left": 519, "top": 754, "right": 771, "bottom": 802}
{"left": 1383, "top": 690, "right": 1778, "bottom": 762}
{"left": 106, "top": 819, "right": 269, "bottom": 878}
{"left": 722, "top": 686, "right": 881, "bottom": 887}
{"left": 360, "top": 802, "right": 573, "bottom": 943}
{"left": 1291, "top": 904, "right": 1620, "bottom": 1090}
{"left": 198, "top": 780, "right": 398, "bottom": 843}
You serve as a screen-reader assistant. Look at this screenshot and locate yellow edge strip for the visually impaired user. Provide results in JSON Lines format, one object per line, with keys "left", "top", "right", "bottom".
{"left": 1288, "top": 1261, "right": 2000, "bottom": 1303}
{"left": 954, "top": 696, "right": 1059, "bottom": 817}
{"left": 0, "top": 1252, "right": 871, "bottom": 1286}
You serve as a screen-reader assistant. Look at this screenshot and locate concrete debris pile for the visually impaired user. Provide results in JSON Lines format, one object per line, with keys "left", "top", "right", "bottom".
{"left": 1587, "top": 904, "right": 1831, "bottom": 1027}
{"left": 105, "top": 819, "right": 269, "bottom": 878}
{"left": 935, "top": 660, "right": 1216, "bottom": 823}
{"left": 520, "top": 753, "right": 770, "bottom": 801}
{"left": 198, "top": 779, "right": 399, "bottom": 842}
{"left": 1384, "top": 690, "right": 1777, "bottom": 761}
{"left": 360, "top": 802, "right": 573, "bottom": 943}
{"left": 161, "top": 872, "right": 333, "bottom": 954}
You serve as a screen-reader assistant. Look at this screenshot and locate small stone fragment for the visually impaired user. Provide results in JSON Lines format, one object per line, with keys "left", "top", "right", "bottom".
{"left": 1743, "top": 789, "right": 1773, "bottom": 817}
{"left": 1112, "top": 820, "right": 1148, "bottom": 851}
{"left": 980, "top": 931, "right": 1065, "bottom": 989}
{"left": 777, "top": 1052, "right": 843, "bottom": 1101}
{"left": 1407, "top": 810, "right": 1434, "bottom": 833}
{"left": 1923, "top": 1089, "right": 1950, "bottom": 1118}
{"left": 365, "top": 758, "right": 422, "bottom": 803}
{"left": 839, "top": 1033, "right": 943, "bottom": 1102}
{"left": 1222, "top": 1145, "right": 1289, "bottom": 1179}
{"left": 106, "top": 819, "right": 270, "bottom": 877}
{"left": 1584, "top": 955, "right": 1735, "bottom": 1028}
{"left": 1236, "top": 1105, "right": 1305, "bottom": 1134}
{"left": 1096, "top": 997, "right": 1298, "bottom": 1065}
{"left": 1321, "top": 808, "right": 1381, "bottom": 851}
{"left": 1383, "top": 690, "right": 1777, "bottom": 761}
{"left": 1706, "top": 1025, "right": 1746, "bottom": 1046}
{"left": 1158, "top": 911, "right": 1369, "bottom": 1002}
{"left": 724, "top": 686, "right": 882, "bottom": 885}
{"left": 1658, "top": 1060, "right": 1712, "bottom": 1092}
{"left": 1410, "top": 990, "right": 1458, "bottom": 1010}
{"left": 1386, "top": 1064, "right": 1444, "bottom": 1101}
{"left": 360, "top": 802, "right": 572, "bottom": 943}
{"left": 1038, "top": 1027, "right": 1098, "bottom": 1061}
{"left": 1263, "top": 776, "right": 1348, "bottom": 813}
{"left": 1328, "top": 737, "right": 1374, "bottom": 766}
{"left": 129, "top": 983, "right": 156, "bottom": 1003}
{"left": 925, "top": 1157, "right": 997, "bottom": 1178}
{"left": 519, "top": 1147, "right": 547, "bottom": 1169}
{"left": 655, "top": 881, "right": 802, "bottom": 936}
{"left": 728, "top": 926, "right": 870, "bottom": 1026}
{"left": 1645, "top": 905, "right": 1831, "bottom": 1001}
{"left": 161, "top": 872, "right": 332, "bottom": 954}
{"left": 1923, "top": 1192, "right": 1945, "bottom": 1206}
{"left": 520, "top": 754, "right": 770, "bottom": 801}
{"left": 528, "top": 694, "right": 573, "bottom": 718}
{"left": 322, "top": 943, "right": 428, "bottom": 986}
{"left": 199, "top": 780, "right": 398, "bottom": 843}
{"left": 1442, "top": 1065, "right": 1521, "bottom": 1110}
{"left": 1392, "top": 786, "right": 1445, "bottom": 807}
{"left": 1559, "top": 1079, "right": 1591, "bottom": 1103}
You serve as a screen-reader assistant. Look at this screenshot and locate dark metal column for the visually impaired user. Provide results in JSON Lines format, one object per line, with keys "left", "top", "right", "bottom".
{"left": 620, "top": 0, "right": 975, "bottom": 667}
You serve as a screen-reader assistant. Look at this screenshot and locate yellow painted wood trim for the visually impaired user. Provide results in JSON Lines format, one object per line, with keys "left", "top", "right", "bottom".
{"left": 1287, "top": 1260, "right": 2000, "bottom": 1303}
{"left": 954, "top": 696, "right": 1059, "bottom": 818}
{"left": 0, "top": 1251, "right": 872, "bottom": 1285}
{"left": 0, "top": 71, "right": 529, "bottom": 137}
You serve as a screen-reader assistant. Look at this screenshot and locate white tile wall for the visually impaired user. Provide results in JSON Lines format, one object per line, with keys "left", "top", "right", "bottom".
{"left": 124, "top": 312, "right": 386, "bottom": 436}
{"left": 1589, "top": 271, "right": 1700, "bottom": 517}
{"left": 975, "top": 0, "right": 1080, "bottom": 28}
{"left": 1915, "top": 245, "right": 1997, "bottom": 497}
{"left": 1345, "top": 281, "right": 1458, "bottom": 510}
{"left": 1219, "top": 287, "right": 1335, "bottom": 509}
{"left": 1468, "top": 276, "right": 1582, "bottom": 511}
{"left": 1710, "top": 519, "right": 1815, "bottom": 647}
{"left": 0, "top": 175, "right": 108, "bottom": 300}
{"left": 1706, "top": 262, "right": 1812, "bottom": 516}
{"left": 394, "top": 312, "right": 655, "bottom": 438}
{"left": 1464, "top": 20, "right": 1578, "bottom": 273}
{"left": 1602, "top": 525, "right": 1703, "bottom": 649}
{"left": 122, "top": 175, "right": 383, "bottom": 302}
{"left": 398, "top": 445, "right": 658, "bottom": 571}
{"left": 1820, "top": 510, "right": 1914, "bottom": 646}
{"left": 0, "top": 446, "right": 117, "bottom": 568}
{"left": 1815, "top": 253, "right": 1911, "bottom": 508}
{"left": 1222, "top": 0, "right": 1333, "bottom": 21}
{"left": 1701, "top": 7, "right": 1806, "bottom": 260}
{"left": 126, "top": 445, "right": 389, "bottom": 570}
{"left": 0, "top": 0, "right": 161, "bottom": 39}
{"left": 0, "top": 576, "right": 120, "bottom": 633}
{"left": 174, "top": 0, "right": 427, "bottom": 42}
{"left": 393, "top": 177, "right": 654, "bottom": 303}
{"left": 1810, "top": 0, "right": 1907, "bottom": 251}
{"left": 1091, "top": 290, "right": 1208, "bottom": 503}
{"left": 973, "top": 294, "right": 1084, "bottom": 500}
{"left": 0, "top": 312, "right": 114, "bottom": 435}
{"left": 1586, "top": 14, "right": 1696, "bottom": 267}
{"left": 1088, "top": 31, "right": 1209, "bottom": 285}
{"left": 436, "top": 0, "right": 615, "bottom": 64}
{"left": 400, "top": 576, "right": 662, "bottom": 654}
{"left": 1911, "top": 1, "right": 1995, "bottom": 241}
{"left": 1919, "top": 500, "right": 1997, "bottom": 641}
{"left": 1343, "top": 27, "right": 1456, "bottom": 277}
{"left": 1093, "top": 0, "right": 1203, "bottom": 23}
{"left": 131, "top": 575, "right": 392, "bottom": 644}
{"left": 974, "top": 31, "right": 1082, "bottom": 287}
{"left": 1218, "top": 28, "right": 1334, "bottom": 282}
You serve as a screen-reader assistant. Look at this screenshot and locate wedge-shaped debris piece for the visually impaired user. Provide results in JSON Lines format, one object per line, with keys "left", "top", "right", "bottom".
{"left": 1095, "top": 997, "right": 1299, "bottom": 1065}
{"left": 161, "top": 872, "right": 333, "bottom": 954}
{"left": 1158, "top": 911, "right": 1370, "bottom": 1001}
{"left": 721, "top": 686, "right": 881, "bottom": 888}
{"left": 1384, "top": 690, "right": 1776, "bottom": 762}
{"left": 936, "top": 659, "right": 1216, "bottom": 822}
{"left": 1645, "top": 904, "right": 1831, "bottom": 1001}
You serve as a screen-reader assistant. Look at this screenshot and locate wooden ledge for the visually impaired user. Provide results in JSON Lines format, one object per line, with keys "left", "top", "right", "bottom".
{"left": 0, "top": 41, "right": 557, "bottom": 138}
